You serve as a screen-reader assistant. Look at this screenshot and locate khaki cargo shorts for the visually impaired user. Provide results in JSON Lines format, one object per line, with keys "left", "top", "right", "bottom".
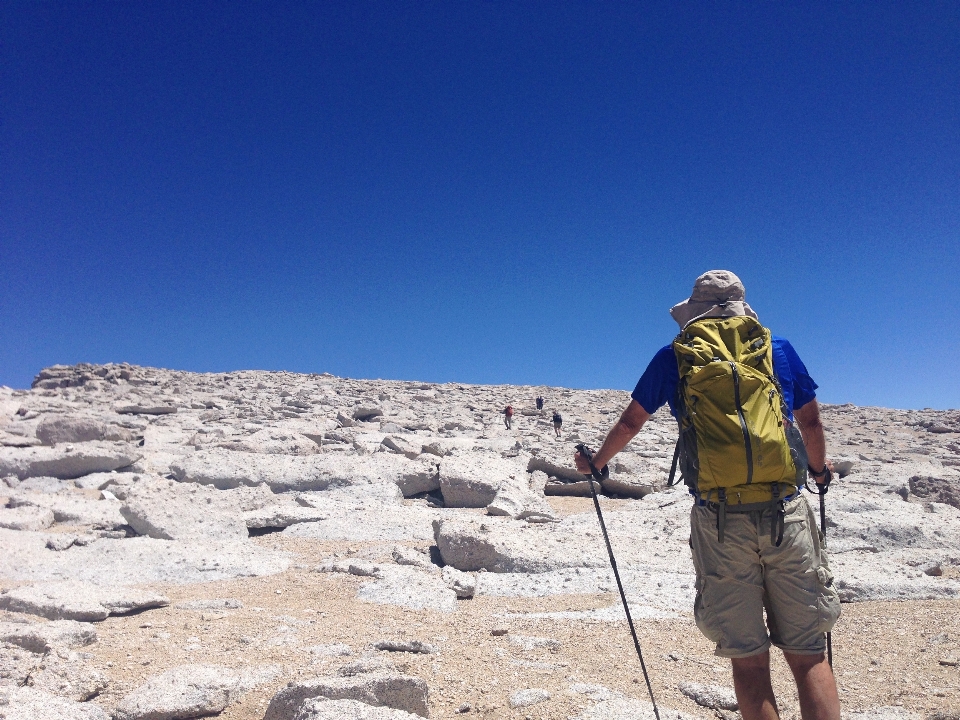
{"left": 690, "top": 494, "right": 841, "bottom": 658}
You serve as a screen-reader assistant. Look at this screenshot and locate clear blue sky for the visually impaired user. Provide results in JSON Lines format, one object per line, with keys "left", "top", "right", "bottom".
{"left": 2, "top": 2, "right": 958, "bottom": 409}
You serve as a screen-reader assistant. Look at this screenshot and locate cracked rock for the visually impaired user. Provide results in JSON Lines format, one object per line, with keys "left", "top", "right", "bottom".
{"left": 265, "top": 672, "right": 430, "bottom": 720}
{"left": 678, "top": 681, "right": 738, "bottom": 711}
{"left": 0, "top": 582, "right": 169, "bottom": 622}
{"left": 0, "top": 620, "right": 97, "bottom": 653}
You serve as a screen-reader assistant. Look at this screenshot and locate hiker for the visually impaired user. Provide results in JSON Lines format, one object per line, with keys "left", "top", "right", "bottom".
{"left": 573, "top": 270, "right": 841, "bottom": 720}
{"left": 552, "top": 411, "right": 562, "bottom": 438}
{"left": 503, "top": 404, "right": 514, "bottom": 429}
{"left": 536, "top": 395, "right": 544, "bottom": 411}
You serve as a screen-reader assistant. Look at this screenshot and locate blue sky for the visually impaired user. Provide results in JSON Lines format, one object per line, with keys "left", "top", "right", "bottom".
{"left": 2, "top": 2, "right": 958, "bottom": 409}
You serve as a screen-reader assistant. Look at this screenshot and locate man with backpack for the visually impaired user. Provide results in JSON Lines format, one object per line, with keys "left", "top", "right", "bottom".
{"left": 536, "top": 395, "right": 544, "bottom": 411}
{"left": 552, "top": 411, "right": 563, "bottom": 438}
{"left": 503, "top": 405, "right": 514, "bottom": 429}
{"left": 574, "top": 270, "right": 841, "bottom": 720}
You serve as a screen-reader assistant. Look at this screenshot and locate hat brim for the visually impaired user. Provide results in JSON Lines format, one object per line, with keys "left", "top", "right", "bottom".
{"left": 670, "top": 299, "right": 758, "bottom": 329}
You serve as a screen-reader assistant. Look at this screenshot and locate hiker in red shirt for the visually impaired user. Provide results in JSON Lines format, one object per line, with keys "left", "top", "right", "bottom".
{"left": 503, "top": 405, "right": 514, "bottom": 429}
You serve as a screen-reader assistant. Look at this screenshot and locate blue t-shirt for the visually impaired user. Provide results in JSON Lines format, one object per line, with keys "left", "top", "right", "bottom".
{"left": 631, "top": 336, "right": 817, "bottom": 420}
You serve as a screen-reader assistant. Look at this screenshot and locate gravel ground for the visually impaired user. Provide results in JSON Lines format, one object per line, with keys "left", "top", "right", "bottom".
{"left": 4, "top": 503, "right": 954, "bottom": 719}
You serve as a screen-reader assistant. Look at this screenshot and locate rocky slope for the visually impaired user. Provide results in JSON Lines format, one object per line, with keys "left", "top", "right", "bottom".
{"left": 1, "top": 362, "right": 959, "bottom": 719}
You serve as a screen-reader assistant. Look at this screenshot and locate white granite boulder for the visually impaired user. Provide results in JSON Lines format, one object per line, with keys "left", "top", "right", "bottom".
{"left": 0, "top": 581, "right": 169, "bottom": 622}
{"left": 216, "top": 428, "right": 321, "bottom": 455}
{"left": 0, "top": 687, "right": 109, "bottom": 720}
{"left": 0, "top": 443, "right": 141, "bottom": 481}
{"left": 433, "top": 516, "right": 606, "bottom": 573}
{"left": 113, "top": 664, "right": 245, "bottom": 720}
{"left": 7, "top": 491, "right": 126, "bottom": 529}
{"left": 393, "top": 457, "right": 440, "bottom": 497}
{"left": 0, "top": 619, "right": 97, "bottom": 653}
{"left": 486, "top": 474, "right": 557, "bottom": 522}
{"left": 0, "top": 505, "right": 55, "bottom": 531}
{"left": 170, "top": 450, "right": 416, "bottom": 493}
{"left": 265, "top": 672, "right": 429, "bottom": 720}
{"left": 357, "top": 566, "right": 458, "bottom": 612}
{"left": 23, "top": 648, "right": 108, "bottom": 701}
{"left": 119, "top": 477, "right": 247, "bottom": 541}
{"left": 0, "top": 529, "right": 290, "bottom": 586}
{"left": 439, "top": 454, "right": 521, "bottom": 508}
{"left": 35, "top": 416, "right": 106, "bottom": 445}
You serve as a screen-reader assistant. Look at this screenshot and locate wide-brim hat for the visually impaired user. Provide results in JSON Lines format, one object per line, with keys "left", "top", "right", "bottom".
{"left": 669, "top": 270, "right": 758, "bottom": 329}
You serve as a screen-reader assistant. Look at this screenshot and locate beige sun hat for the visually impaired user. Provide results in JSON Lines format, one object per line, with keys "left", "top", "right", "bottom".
{"left": 669, "top": 270, "right": 759, "bottom": 329}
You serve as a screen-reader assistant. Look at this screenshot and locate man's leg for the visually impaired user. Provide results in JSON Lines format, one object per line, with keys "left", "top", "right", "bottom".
{"left": 760, "top": 497, "right": 841, "bottom": 720}
{"left": 783, "top": 652, "right": 840, "bottom": 720}
{"left": 731, "top": 651, "right": 779, "bottom": 720}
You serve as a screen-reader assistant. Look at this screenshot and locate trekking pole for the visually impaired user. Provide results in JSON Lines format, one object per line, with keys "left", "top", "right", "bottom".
{"left": 806, "top": 466, "right": 834, "bottom": 667}
{"left": 575, "top": 443, "right": 661, "bottom": 720}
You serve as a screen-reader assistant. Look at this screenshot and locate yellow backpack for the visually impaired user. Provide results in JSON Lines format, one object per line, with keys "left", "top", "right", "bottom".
{"left": 671, "top": 315, "right": 806, "bottom": 513}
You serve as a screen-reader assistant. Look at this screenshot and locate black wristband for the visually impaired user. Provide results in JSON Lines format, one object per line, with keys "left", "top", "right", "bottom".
{"left": 808, "top": 464, "right": 828, "bottom": 477}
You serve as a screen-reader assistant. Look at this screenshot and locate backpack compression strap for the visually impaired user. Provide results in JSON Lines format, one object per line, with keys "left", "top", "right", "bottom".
{"left": 667, "top": 441, "right": 681, "bottom": 486}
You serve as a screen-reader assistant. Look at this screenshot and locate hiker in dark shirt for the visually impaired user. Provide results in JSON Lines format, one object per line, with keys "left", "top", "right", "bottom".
{"left": 503, "top": 405, "right": 514, "bottom": 429}
{"left": 536, "top": 395, "right": 544, "bottom": 411}
{"left": 552, "top": 411, "right": 562, "bottom": 438}
{"left": 574, "top": 270, "right": 840, "bottom": 720}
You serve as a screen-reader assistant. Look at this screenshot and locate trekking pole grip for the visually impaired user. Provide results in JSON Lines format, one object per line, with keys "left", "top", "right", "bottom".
{"left": 575, "top": 443, "right": 609, "bottom": 482}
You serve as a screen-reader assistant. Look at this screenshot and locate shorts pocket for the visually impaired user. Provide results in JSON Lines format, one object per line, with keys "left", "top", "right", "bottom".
{"left": 816, "top": 564, "right": 841, "bottom": 633}
{"left": 694, "top": 586, "right": 722, "bottom": 644}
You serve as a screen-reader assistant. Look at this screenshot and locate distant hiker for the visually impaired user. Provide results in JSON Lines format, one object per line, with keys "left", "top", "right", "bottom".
{"left": 503, "top": 405, "right": 514, "bottom": 429}
{"left": 552, "top": 411, "right": 562, "bottom": 437}
{"left": 574, "top": 270, "right": 841, "bottom": 720}
{"left": 536, "top": 395, "right": 544, "bottom": 411}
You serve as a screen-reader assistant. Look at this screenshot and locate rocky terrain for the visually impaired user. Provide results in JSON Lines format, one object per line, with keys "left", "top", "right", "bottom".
{"left": 1, "top": 361, "right": 959, "bottom": 720}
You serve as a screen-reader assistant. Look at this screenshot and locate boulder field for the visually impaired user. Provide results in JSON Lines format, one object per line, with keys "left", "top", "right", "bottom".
{"left": 0, "top": 362, "right": 958, "bottom": 719}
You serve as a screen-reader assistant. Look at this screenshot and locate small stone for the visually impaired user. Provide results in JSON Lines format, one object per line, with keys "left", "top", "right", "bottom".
{"left": 939, "top": 656, "right": 959, "bottom": 666}
{"left": 491, "top": 627, "right": 509, "bottom": 637}
{"left": 373, "top": 639, "right": 437, "bottom": 654}
{"left": 456, "top": 703, "right": 471, "bottom": 713}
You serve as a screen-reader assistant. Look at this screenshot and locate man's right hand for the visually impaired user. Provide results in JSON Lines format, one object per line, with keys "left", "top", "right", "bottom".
{"left": 573, "top": 450, "right": 592, "bottom": 476}
{"left": 809, "top": 460, "right": 835, "bottom": 485}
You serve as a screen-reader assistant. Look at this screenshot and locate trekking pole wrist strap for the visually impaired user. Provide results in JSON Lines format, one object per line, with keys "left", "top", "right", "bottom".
{"left": 806, "top": 464, "right": 833, "bottom": 492}
{"left": 576, "top": 444, "right": 610, "bottom": 482}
